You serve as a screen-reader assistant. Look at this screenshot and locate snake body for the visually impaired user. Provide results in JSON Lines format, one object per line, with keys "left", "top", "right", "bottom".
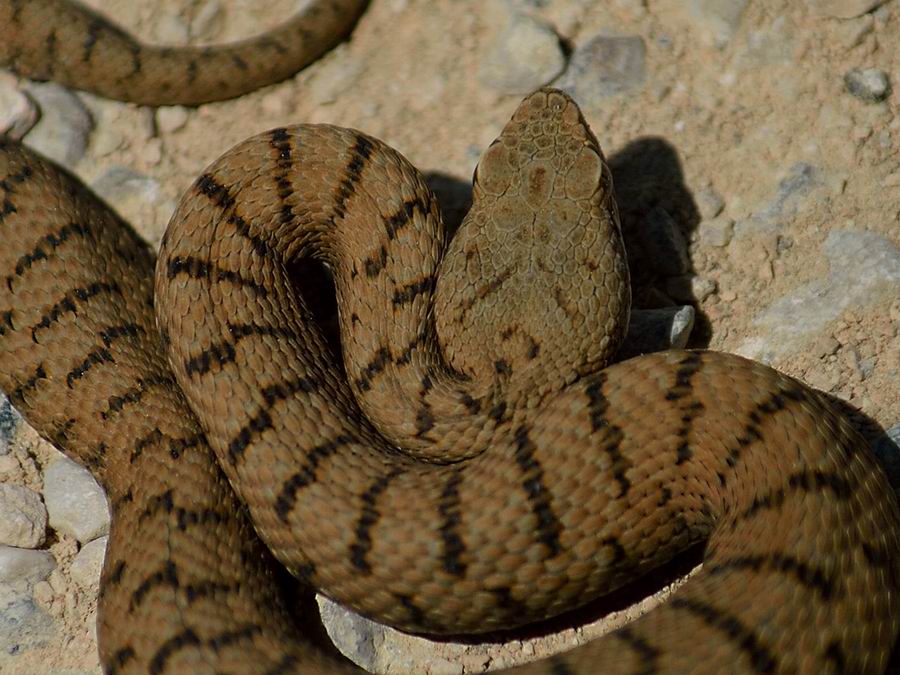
{"left": 0, "top": 0, "right": 368, "bottom": 105}
{"left": 1, "top": 4, "right": 899, "bottom": 674}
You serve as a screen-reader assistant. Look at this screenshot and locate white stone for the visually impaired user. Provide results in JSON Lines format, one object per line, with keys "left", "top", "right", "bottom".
{"left": 478, "top": 13, "right": 566, "bottom": 95}
{"left": 844, "top": 67, "right": 891, "bottom": 103}
{"left": 621, "top": 306, "right": 696, "bottom": 358}
{"left": 43, "top": 457, "right": 109, "bottom": 544}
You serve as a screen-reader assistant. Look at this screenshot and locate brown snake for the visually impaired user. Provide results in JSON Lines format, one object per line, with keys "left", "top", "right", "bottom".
{"left": 1, "top": 3, "right": 900, "bottom": 674}
{"left": 0, "top": 0, "right": 368, "bottom": 106}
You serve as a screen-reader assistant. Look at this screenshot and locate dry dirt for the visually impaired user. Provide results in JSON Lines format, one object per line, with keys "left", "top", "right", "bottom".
{"left": 2, "top": 0, "right": 899, "bottom": 673}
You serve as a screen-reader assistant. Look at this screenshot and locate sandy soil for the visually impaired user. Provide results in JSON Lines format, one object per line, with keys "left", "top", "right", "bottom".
{"left": 2, "top": 0, "right": 899, "bottom": 672}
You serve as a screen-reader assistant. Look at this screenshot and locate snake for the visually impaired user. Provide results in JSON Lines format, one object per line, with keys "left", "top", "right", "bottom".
{"left": 1, "top": 2, "right": 900, "bottom": 674}
{"left": 0, "top": 0, "right": 368, "bottom": 106}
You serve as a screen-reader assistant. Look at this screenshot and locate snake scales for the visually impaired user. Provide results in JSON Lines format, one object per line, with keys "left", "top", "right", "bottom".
{"left": 1, "top": 2, "right": 900, "bottom": 674}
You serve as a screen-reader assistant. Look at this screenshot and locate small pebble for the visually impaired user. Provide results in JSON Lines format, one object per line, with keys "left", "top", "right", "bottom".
{"left": 692, "top": 277, "right": 718, "bottom": 302}
{"left": 557, "top": 34, "right": 646, "bottom": 107}
{"left": 621, "top": 306, "right": 696, "bottom": 358}
{"left": 156, "top": 106, "right": 190, "bottom": 134}
{"left": 844, "top": 67, "right": 891, "bottom": 103}
{"left": 478, "top": 13, "right": 566, "bottom": 94}
{"left": 698, "top": 216, "right": 735, "bottom": 247}
{"left": 696, "top": 187, "right": 725, "bottom": 219}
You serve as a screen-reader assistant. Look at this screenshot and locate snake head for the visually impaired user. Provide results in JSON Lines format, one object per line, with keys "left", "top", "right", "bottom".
{"left": 435, "top": 88, "right": 631, "bottom": 403}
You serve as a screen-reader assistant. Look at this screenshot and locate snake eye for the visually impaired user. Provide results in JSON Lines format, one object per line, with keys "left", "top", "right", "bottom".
{"left": 565, "top": 146, "right": 604, "bottom": 201}
{"left": 473, "top": 142, "right": 511, "bottom": 196}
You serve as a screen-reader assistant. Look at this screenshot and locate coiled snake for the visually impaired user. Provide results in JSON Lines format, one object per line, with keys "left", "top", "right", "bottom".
{"left": 0, "top": 1, "right": 898, "bottom": 673}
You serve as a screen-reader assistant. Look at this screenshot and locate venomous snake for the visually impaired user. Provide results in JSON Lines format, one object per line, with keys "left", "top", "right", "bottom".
{"left": 1, "top": 2, "right": 900, "bottom": 674}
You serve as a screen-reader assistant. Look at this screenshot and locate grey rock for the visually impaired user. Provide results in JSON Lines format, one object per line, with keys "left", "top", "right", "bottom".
{"left": 637, "top": 206, "right": 691, "bottom": 277}
{"left": 0, "top": 485, "right": 47, "bottom": 549}
{"left": 558, "top": 34, "right": 646, "bottom": 107}
{"left": 844, "top": 67, "right": 891, "bottom": 103}
{"left": 0, "top": 74, "right": 39, "bottom": 140}
{"left": 23, "top": 83, "right": 94, "bottom": 167}
{"left": 620, "top": 306, "right": 696, "bottom": 359}
{"left": 808, "top": 0, "right": 889, "bottom": 19}
{"left": 0, "top": 395, "right": 20, "bottom": 455}
{"left": 319, "top": 595, "right": 381, "bottom": 671}
{"left": 479, "top": 13, "right": 566, "bottom": 94}
{"left": 0, "top": 546, "right": 55, "bottom": 585}
{"left": 69, "top": 537, "right": 107, "bottom": 592}
{"left": 43, "top": 457, "right": 110, "bottom": 544}
{"left": 697, "top": 216, "right": 735, "bottom": 247}
{"left": 0, "top": 582, "right": 56, "bottom": 661}
{"left": 739, "top": 230, "right": 900, "bottom": 361}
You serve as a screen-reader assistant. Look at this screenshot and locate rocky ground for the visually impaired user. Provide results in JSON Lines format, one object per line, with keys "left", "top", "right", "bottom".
{"left": 1, "top": 0, "right": 899, "bottom": 673}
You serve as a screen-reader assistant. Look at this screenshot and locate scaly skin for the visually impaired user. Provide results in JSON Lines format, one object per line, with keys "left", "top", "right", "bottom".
{"left": 0, "top": 0, "right": 368, "bottom": 105}
{"left": 0, "top": 76, "right": 897, "bottom": 675}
